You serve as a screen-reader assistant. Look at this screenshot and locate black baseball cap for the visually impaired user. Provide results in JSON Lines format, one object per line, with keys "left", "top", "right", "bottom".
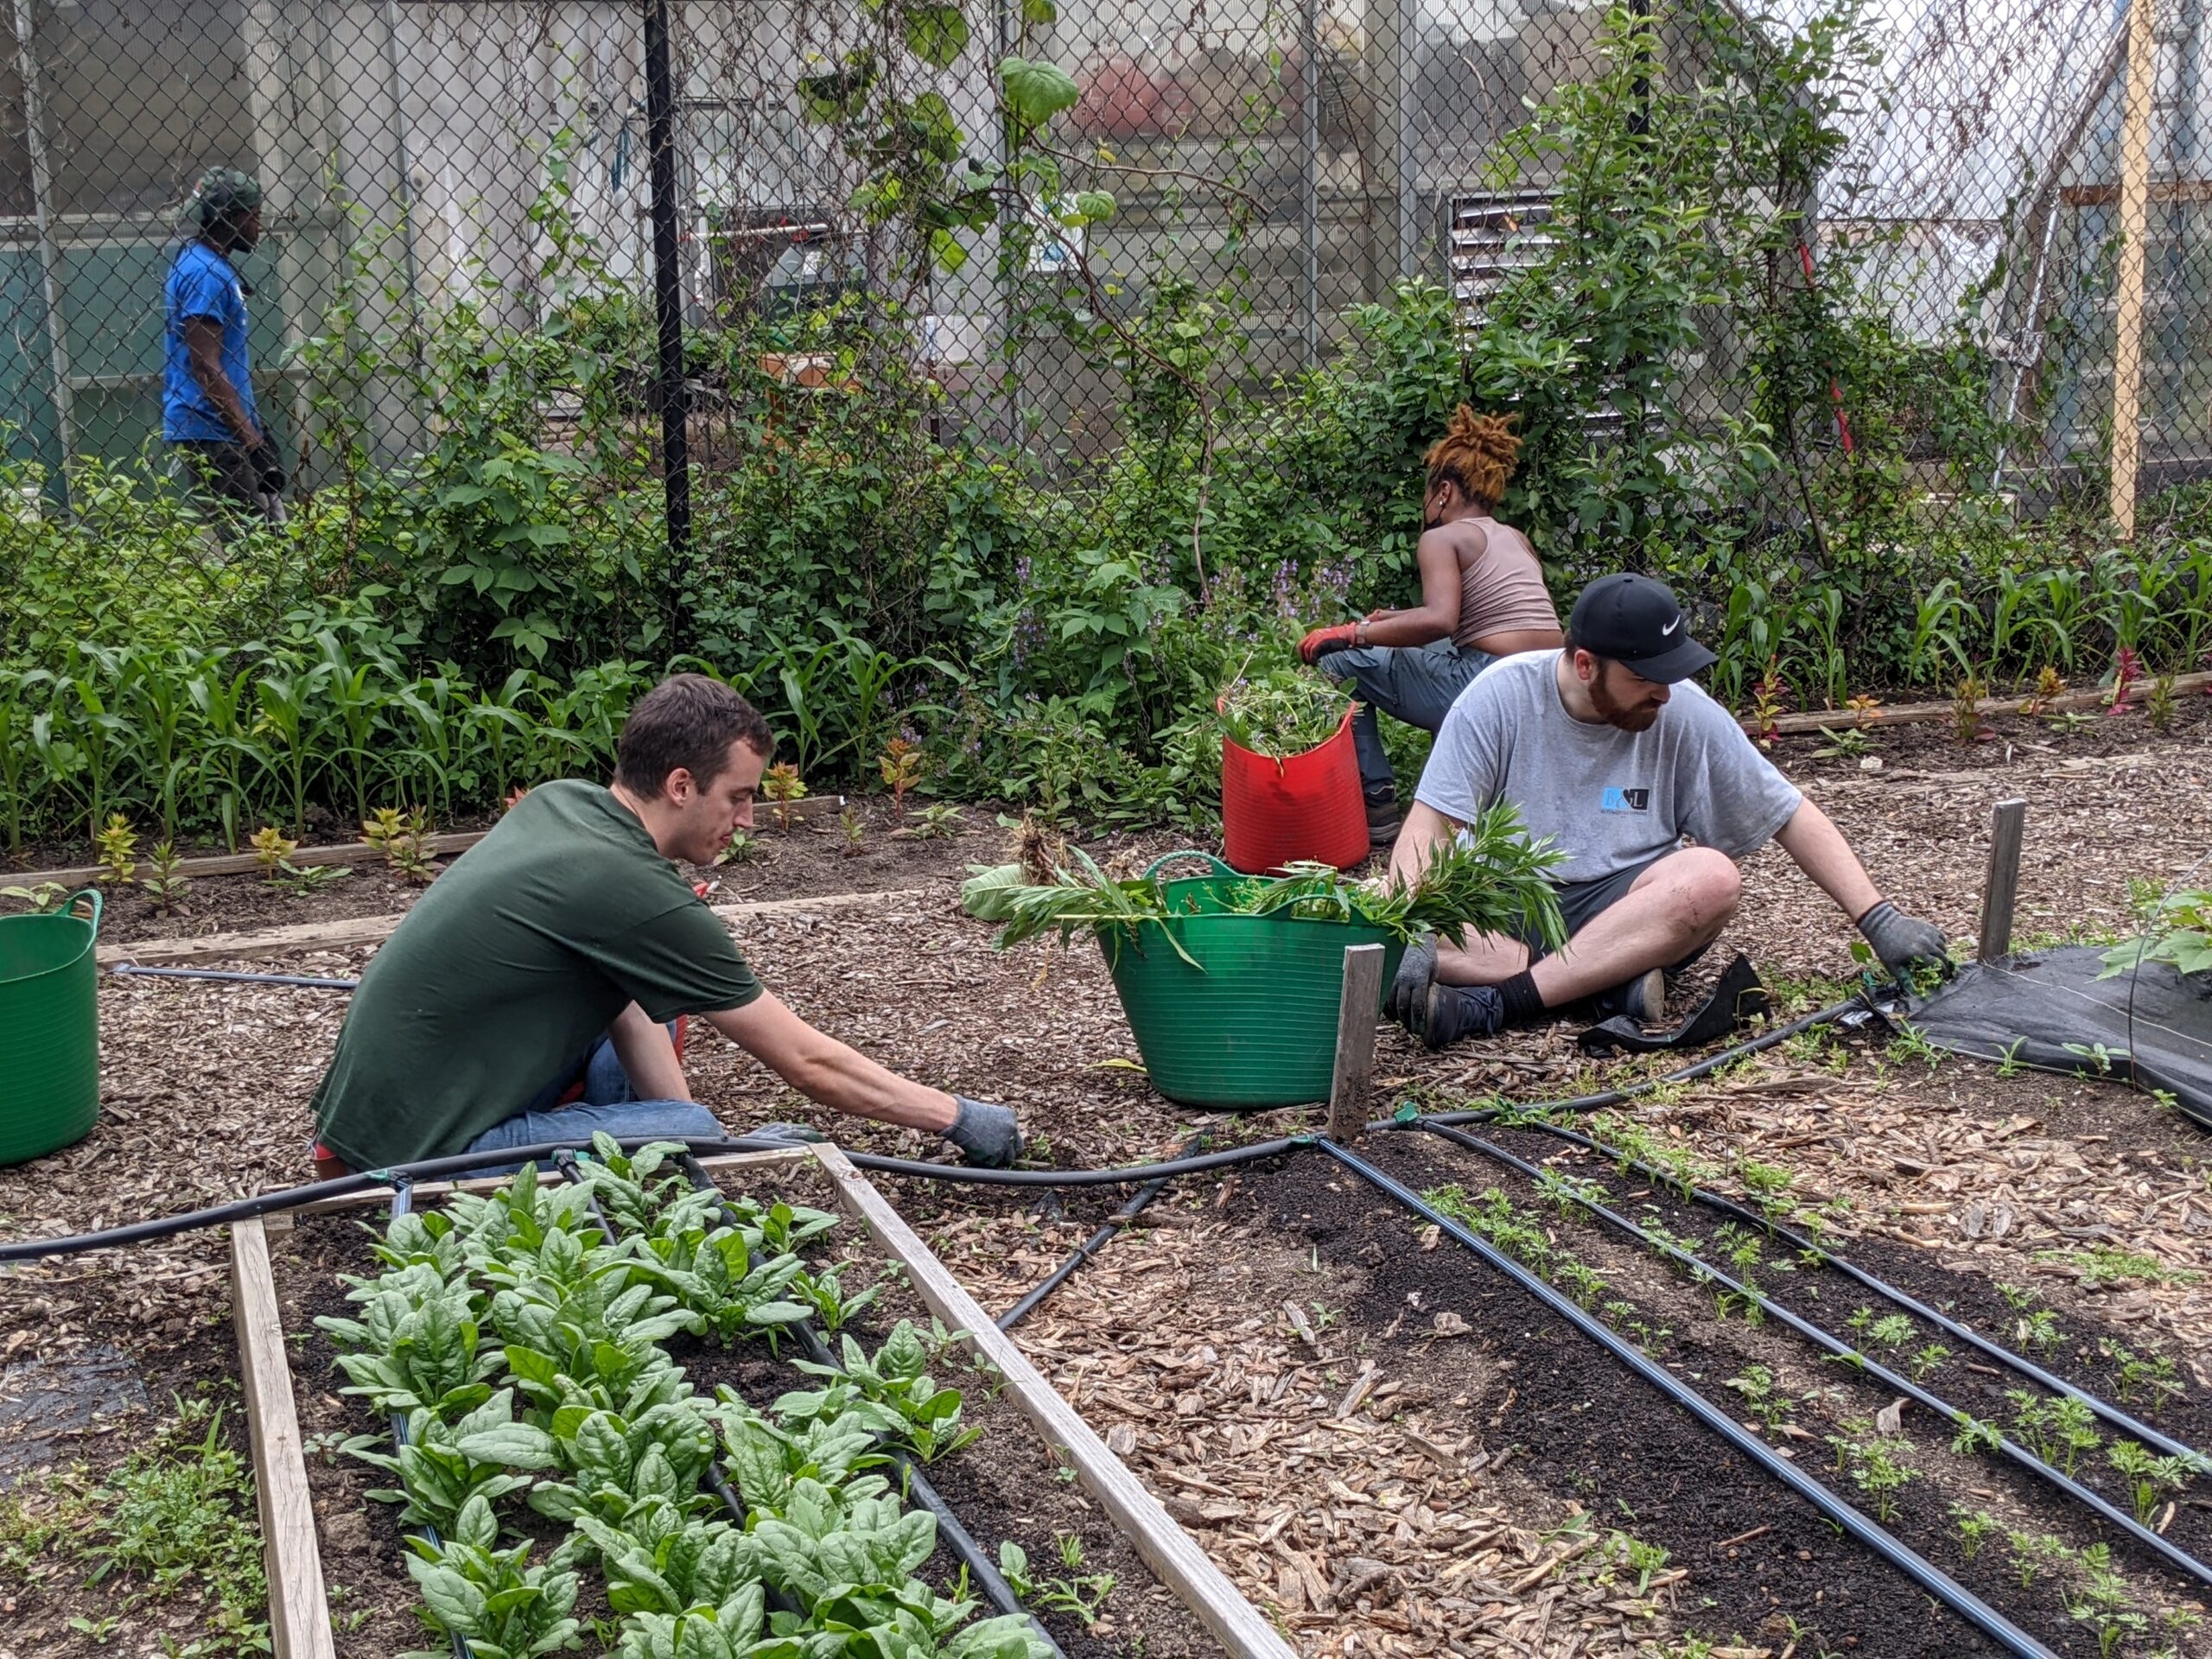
{"left": 1566, "top": 573, "right": 1716, "bottom": 684}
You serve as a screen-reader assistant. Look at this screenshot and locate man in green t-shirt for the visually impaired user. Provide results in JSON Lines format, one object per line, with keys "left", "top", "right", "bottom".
{"left": 309, "top": 673, "right": 1023, "bottom": 1171}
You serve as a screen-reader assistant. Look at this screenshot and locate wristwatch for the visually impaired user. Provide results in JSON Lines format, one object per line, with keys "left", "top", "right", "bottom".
{"left": 1354, "top": 619, "right": 1371, "bottom": 646}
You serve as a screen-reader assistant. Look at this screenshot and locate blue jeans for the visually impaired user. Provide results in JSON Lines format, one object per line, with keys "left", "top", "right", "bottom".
{"left": 458, "top": 1027, "right": 721, "bottom": 1177}
{"left": 1316, "top": 639, "right": 1498, "bottom": 800}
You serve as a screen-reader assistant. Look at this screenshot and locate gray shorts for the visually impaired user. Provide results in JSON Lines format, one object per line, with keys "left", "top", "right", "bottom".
{"left": 1527, "top": 848, "right": 1708, "bottom": 973}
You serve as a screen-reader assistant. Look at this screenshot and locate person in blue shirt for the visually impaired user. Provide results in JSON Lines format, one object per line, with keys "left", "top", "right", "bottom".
{"left": 164, "top": 168, "right": 283, "bottom": 523}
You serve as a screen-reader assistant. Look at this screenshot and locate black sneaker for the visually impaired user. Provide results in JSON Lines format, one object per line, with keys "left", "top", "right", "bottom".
{"left": 1364, "top": 792, "right": 1402, "bottom": 855}
{"left": 1387, "top": 937, "right": 1436, "bottom": 1022}
{"left": 1414, "top": 982, "right": 1507, "bottom": 1051}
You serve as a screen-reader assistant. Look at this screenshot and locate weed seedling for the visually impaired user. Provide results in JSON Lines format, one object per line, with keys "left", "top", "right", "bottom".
{"left": 2149, "top": 671, "right": 2179, "bottom": 732}
{"left": 1906, "top": 1342, "right": 1951, "bottom": 1382}
{"left": 2038, "top": 1243, "right": 2195, "bottom": 1288}
{"left": 0, "top": 880, "right": 67, "bottom": 913}
{"left": 762, "top": 763, "right": 807, "bottom": 830}
{"left": 2009, "top": 1389, "right": 2101, "bottom": 1477}
{"left": 249, "top": 824, "right": 296, "bottom": 879}
{"left": 1724, "top": 1365, "right": 1795, "bottom": 1433}
{"left": 1998, "top": 1283, "right": 2063, "bottom": 1353}
{"left": 898, "top": 801, "right": 966, "bottom": 840}
{"left": 715, "top": 826, "right": 763, "bottom": 865}
{"left": 362, "top": 806, "right": 436, "bottom": 881}
{"left": 878, "top": 735, "right": 924, "bottom": 818}
{"left": 1950, "top": 1504, "right": 1999, "bottom": 1561}
{"left": 2101, "top": 1340, "right": 2185, "bottom": 1409}
{"left": 95, "top": 812, "right": 137, "bottom": 886}
{"left": 2107, "top": 1440, "right": 2201, "bottom": 1524}
{"left": 1949, "top": 1413, "right": 2003, "bottom": 1455}
{"left": 1811, "top": 725, "right": 1871, "bottom": 760}
{"left": 838, "top": 804, "right": 867, "bottom": 858}
{"left": 143, "top": 841, "right": 189, "bottom": 915}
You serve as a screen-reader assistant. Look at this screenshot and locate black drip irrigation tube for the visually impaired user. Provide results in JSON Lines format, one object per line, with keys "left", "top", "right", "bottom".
{"left": 1500, "top": 1115, "right": 2209, "bottom": 1467}
{"left": 1414, "top": 1119, "right": 2212, "bottom": 1589}
{"left": 1315, "top": 1135, "right": 2059, "bottom": 1659}
{"left": 995, "top": 1135, "right": 1205, "bottom": 1334}
{"left": 667, "top": 1154, "right": 1064, "bottom": 1656}
{"left": 388, "top": 1179, "right": 475, "bottom": 1659}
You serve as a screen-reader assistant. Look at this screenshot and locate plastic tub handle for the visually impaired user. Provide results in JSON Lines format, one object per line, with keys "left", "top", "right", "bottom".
{"left": 1143, "top": 849, "right": 1239, "bottom": 880}
{"left": 65, "top": 887, "right": 102, "bottom": 938}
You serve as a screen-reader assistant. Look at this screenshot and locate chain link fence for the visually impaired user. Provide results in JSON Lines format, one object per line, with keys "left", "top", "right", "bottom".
{"left": 2, "top": 0, "right": 2210, "bottom": 849}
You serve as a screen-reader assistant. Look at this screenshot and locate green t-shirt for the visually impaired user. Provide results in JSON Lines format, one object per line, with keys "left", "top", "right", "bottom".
{"left": 310, "top": 780, "right": 762, "bottom": 1168}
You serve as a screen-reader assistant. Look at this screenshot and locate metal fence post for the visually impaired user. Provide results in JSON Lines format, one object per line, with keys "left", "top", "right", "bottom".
{"left": 1300, "top": 0, "right": 1319, "bottom": 367}
{"left": 2109, "top": 0, "right": 2158, "bottom": 540}
{"left": 644, "top": 0, "right": 691, "bottom": 562}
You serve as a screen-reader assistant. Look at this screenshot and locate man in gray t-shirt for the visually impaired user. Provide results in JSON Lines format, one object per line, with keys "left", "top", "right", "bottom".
{"left": 1386, "top": 574, "right": 1951, "bottom": 1047}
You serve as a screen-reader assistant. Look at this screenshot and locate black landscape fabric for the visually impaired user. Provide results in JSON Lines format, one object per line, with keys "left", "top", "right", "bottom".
{"left": 1909, "top": 944, "right": 2212, "bottom": 1128}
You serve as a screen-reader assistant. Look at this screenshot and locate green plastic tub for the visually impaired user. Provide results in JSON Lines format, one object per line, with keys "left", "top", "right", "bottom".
{"left": 0, "top": 889, "right": 102, "bottom": 1164}
{"left": 1097, "top": 853, "right": 1404, "bottom": 1109}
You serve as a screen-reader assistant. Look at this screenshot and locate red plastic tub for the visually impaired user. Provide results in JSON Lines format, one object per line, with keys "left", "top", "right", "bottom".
{"left": 1220, "top": 706, "right": 1369, "bottom": 874}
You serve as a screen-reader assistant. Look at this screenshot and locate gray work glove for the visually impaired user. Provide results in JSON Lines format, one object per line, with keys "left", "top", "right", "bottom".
{"left": 944, "top": 1097, "right": 1023, "bottom": 1168}
{"left": 1856, "top": 900, "right": 1953, "bottom": 984}
{"left": 246, "top": 440, "right": 285, "bottom": 493}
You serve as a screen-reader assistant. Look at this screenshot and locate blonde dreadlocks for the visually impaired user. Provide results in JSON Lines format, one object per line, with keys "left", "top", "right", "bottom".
{"left": 1424, "top": 406, "right": 1522, "bottom": 512}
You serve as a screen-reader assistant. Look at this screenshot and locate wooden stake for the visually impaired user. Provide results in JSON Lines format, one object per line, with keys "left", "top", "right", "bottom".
{"left": 2109, "top": 0, "right": 2158, "bottom": 539}
{"left": 1328, "top": 943, "right": 1387, "bottom": 1142}
{"left": 1978, "top": 798, "right": 2029, "bottom": 963}
{"left": 231, "top": 1218, "right": 338, "bottom": 1659}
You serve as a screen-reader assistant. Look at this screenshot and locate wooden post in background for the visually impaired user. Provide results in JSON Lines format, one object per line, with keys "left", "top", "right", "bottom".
{"left": 1328, "top": 944, "right": 1386, "bottom": 1142}
{"left": 2109, "top": 0, "right": 2158, "bottom": 539}
{"left": 1978, "top": 798, "right": 2029, "bottom": 964}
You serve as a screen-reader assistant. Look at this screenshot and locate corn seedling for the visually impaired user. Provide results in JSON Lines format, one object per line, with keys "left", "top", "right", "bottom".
{"left": 761, "top": 763, "right": 807, "bottom": 830}
{"left": 143, "top": 841, "right": 189, "bottom": 915}
{"left": 2100, "top": 1340, "right": 2185, "bottom": 1409}
{"left": 1951, "top": 1504, "right": 1999, "bottom": 1560}
{"left": 877, "top": 736, "right": 924, "bottom": 818}
{"left": 92, "top": 811, "right": 138, "bottom": 886}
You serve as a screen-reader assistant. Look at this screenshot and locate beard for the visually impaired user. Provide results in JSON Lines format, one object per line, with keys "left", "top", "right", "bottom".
{"left": 1589, "top": 671, "right": 1662, "bottom": 732}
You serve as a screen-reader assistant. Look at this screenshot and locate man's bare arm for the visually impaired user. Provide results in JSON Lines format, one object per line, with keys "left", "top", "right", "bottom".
{"left": 607, "top": 1001, "right": 691, "bottom": 1101}
{"left": 1771, "top": 797, "right": 1882, "bottom": 919}
{"left": 703, "top": 992, "right": 958, "bottom": 1132}
{"left": 182, "top": 317, "right": 260, "bottom": 447}
{"left": 1385, "top": 800, "right": 1464, "bottom": 891}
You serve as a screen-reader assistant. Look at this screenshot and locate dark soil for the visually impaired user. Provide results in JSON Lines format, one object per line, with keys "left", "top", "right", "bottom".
{"left": 265, "top": 1164, "right": 1228, "bottom": 1659}
{"left": 1777, "top": 689, "right": 2212, "bottom": 782}
{"left": 1249, "top": 1140, "right": 2089, "bottom": 1658}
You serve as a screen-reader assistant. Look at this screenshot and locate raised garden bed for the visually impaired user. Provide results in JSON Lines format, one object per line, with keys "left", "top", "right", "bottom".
{"left": 1238, "top": 1125, "right": 2212, "bottom": 1657}
{"left": 232, "top": 1144, "right": 1288, "bottom": 1659}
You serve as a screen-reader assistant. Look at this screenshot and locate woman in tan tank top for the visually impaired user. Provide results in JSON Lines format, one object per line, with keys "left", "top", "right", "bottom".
{"left": 1297, "top": 407, "right": 1563, "bottom": 852}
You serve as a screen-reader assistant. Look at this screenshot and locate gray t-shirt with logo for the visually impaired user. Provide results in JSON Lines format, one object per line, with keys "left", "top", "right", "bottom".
{"left": 1413, "top": 650, "right": 1803, "bottom": 886}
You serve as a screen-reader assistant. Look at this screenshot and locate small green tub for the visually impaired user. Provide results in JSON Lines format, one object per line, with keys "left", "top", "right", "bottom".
{"left": 1097, "top": 853, "right": 1403, "bottom": 1109}
{"left": 0, "top": 888, "right": 102, "bottom": 1164}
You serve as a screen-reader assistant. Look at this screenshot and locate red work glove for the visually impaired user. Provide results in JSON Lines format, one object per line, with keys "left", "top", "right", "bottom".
{"left": 1297, "top": 622, "right": 1359, "bottom": 665}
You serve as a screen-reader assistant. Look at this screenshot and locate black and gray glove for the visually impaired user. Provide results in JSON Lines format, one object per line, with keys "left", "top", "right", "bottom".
{"left": 1856, "top": 899, "right": 1953, "bottom": 983}
{"left": 944, "top": 1096, "right": 1023, "bottom": 1168}
{"left": 246, "top": 441, "right": 285, "bottom": 493}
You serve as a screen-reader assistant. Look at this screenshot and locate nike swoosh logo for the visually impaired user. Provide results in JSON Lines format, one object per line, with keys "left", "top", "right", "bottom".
{"left": 1661, "top": 617, "right": 1681, "bottom": 635}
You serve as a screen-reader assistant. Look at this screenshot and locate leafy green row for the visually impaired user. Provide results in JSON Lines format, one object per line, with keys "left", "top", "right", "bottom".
{"left": 314, "top": 1141, "right": 1047, "bottom": 1659}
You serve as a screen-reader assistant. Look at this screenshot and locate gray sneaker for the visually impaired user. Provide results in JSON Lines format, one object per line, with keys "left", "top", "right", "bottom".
{"left": 1593, "top": 969, "right": 1667, "bottom": 1027}
{"left": 1414, "top": 982, "right": 1508, "bottom": 1051}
